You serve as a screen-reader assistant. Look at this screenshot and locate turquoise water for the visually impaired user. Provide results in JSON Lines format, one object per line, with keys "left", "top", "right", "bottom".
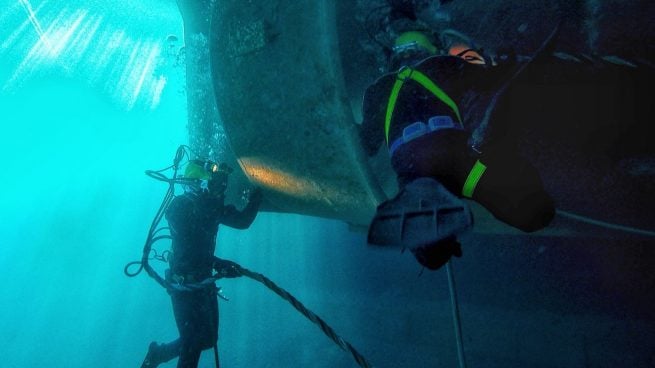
{"left": 1, "top": 1, "right": 654, "bottom": 367}
{"left": 0, "top": 3, "right": 399, "bottom": 366}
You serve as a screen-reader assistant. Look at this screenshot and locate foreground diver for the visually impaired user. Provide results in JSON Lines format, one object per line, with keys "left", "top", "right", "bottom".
{"left": 360, "top": 30, "right": 555, "bottom": 270}
{"left": 141, "top": 160, "right": 262, "bottom": 368}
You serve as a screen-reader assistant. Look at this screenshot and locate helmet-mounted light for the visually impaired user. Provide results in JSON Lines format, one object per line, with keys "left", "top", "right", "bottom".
{"left": 184, "top": 160, "right": 231, "bottom": 180}
{"left": 205, "top": 161, "right": 219, "bottom": 173}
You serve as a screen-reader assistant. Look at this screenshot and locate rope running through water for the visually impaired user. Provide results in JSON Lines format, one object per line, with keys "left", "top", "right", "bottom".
{"left": 446, "top": 261, "right": 467, "bottom": 368}
{"left": 237, "top": 266, "right": 373, "bottom": 368}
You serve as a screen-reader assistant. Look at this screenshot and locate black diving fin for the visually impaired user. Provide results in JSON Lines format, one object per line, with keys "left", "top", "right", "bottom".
{"left": 367, "top": 178, "right": 473, "bottom": 249}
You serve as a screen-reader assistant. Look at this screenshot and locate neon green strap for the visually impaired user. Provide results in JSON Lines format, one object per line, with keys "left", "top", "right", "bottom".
{"left": 384, "top": 77, "right": 405, "bottom": 144}
{"left": 462, "top": 160, "right": 486, "bottom": 198}
{"left": 384, "top": 67, "right": 463, "bottom": 144}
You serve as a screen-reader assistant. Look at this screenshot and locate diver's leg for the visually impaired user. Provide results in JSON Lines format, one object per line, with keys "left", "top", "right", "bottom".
{"left": 392, "top": 129, "right": 471, "bottom": 191}
{"left": 389, "top": 131, "right": 471, "bottom": 270}
{"left": 471, "top": 154, "right": 555, "bottom": 232}
{"left": 171, "top": 290, "right": 202, "bottom": 368}
{"left": 173, "top": 288, "right": 219, "bottom": 368}
{"left": 392, "top": 130, "right": 554, "bottom": 231}
{"left": 176, "top": 346, "right": 202, "bottom": 368}
{"left": 141, "top": 339, "right": 180, "bottom": 368}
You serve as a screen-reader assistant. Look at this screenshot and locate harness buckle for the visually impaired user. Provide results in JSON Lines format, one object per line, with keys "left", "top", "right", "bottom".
{"left": 396, "top": 66, "right": 414, "bottom": 82}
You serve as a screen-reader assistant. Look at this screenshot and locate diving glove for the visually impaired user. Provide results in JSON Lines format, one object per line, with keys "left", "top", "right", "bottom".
{"left": 213, "top": 258, "right": 242, "bottom": 278}
{"left": 411, "top": 236, "right": 462, "bottom": 270}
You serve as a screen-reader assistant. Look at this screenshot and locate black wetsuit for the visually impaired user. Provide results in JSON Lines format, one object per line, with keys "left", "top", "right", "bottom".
{"left": 360, "top": 55, "right": 554, "bottom": 233}
{"left": 151, "top": 189, "right": 259, "bottom": 368}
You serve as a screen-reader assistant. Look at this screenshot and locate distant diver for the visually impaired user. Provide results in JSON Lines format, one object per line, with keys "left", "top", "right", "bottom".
{"left": 360, "top": 28, "right": 555, "bottom": 270}
{"left": 141, "top": 159, "right": 262, "bottom": 368}
{"left": 125, "top": 147, "right": 374, "bottom": 368}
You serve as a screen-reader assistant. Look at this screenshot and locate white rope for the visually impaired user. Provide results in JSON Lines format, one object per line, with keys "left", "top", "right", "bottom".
{"left": 446, "top": 261, "right": 467, "bottom": 368}
{"left": 556, "top": 209, "right": 655, "bottom": 238}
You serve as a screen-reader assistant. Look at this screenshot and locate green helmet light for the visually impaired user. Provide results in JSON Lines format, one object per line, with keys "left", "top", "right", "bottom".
{"left": 184, "top": 159, "right": 233, "bottom": 180}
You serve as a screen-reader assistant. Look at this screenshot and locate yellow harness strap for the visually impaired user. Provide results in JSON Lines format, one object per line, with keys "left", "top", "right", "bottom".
{"left": 384, "top": 67, "right": 463, "bottom": 144}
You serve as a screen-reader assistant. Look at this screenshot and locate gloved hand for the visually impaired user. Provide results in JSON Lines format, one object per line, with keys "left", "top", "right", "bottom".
{"left": 410, "top": 236, "right": 462, "bottom": 270}
{"left": 213, "top": 258, "right": 242, "bottom": 278}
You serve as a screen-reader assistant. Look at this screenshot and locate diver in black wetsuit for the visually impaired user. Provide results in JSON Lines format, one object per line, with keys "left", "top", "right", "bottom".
{"left": 141, "top": 160, "right": 261, "bottom": 368}
{"left": 361, "top": 30, "right": 555, "bottom": 270}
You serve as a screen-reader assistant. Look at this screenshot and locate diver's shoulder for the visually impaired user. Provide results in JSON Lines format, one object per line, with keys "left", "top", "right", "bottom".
{"left": 169, "top": 192, "right": 199, "bottom": 210}
{"left": 369, "top": 71, "right": 396, "bottom": 88}
{"left": 363, "top": 72, "right": 396, "bottom": 102}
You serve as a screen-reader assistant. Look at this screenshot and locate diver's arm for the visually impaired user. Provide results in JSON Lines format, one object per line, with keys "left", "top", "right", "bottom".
{"left": 220, "top": 188, "right": 262, "bottom": 229}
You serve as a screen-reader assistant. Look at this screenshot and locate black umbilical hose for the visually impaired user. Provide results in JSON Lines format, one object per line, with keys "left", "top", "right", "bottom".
{"left": 234, "top": 265, "right": 374, "bottom": 368}
{"left": 124, "top": 145, "right": 189, "bottom": 282}
{"left": 126, "top": 145, "right": 374, "bottom": 366}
